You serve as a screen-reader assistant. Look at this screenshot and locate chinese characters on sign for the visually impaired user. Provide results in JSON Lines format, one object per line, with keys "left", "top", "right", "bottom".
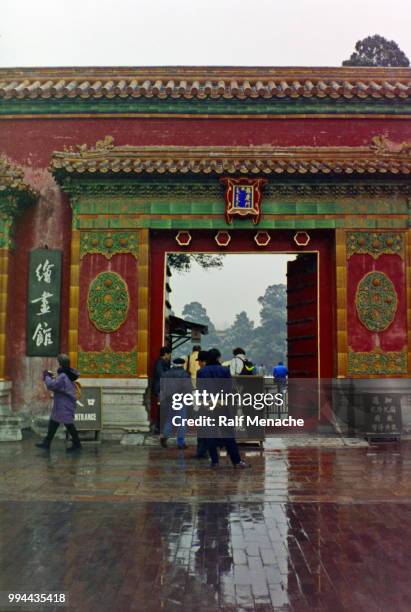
{"left": 27, "top": 249, "right": 62, "bottom": 356}
{"left": 365, "top": 394, "right": 402, "bottom": 435}
{"left": 220, "top": 177, "right": 267, "bottom": 225}
{"left": 233, "top": 185, "right": 254, "bottom": 209}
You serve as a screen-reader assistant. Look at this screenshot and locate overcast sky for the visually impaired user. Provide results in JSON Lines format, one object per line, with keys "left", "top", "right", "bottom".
{"left": 1, "top": 0, "right": 410, "bottom": 67}
{"left": 171, "top": 255, "right": 295, "bottom": 329}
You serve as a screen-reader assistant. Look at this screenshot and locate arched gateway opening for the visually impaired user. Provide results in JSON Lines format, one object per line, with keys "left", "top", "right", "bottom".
{"left": 150, "top": 229, "right": 335, "bottom": 429}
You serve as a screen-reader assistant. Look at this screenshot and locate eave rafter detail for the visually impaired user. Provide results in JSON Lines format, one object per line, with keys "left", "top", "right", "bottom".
{"left": 51, "top": 135, "right": 411, "bottom": 178}
{"left": 1, "top": 66, "right": 411, "bottom": 101}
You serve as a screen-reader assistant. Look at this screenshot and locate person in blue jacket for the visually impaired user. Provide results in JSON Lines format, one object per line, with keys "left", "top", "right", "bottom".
{"left": 197, "top": 348, "right": 249, "bottom": 469}
{"left": 273, "top": 361, "right": 288, "bottom": 398}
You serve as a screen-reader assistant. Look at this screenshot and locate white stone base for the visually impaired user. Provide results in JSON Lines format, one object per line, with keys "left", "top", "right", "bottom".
{"left": 0, "top": 380, "right": 22, "bottom": 441}
{"left": 80, "top": 377, "right": 150, "bottom": 439}
{"left": 0, "top": 414, "right": 22, "bottom": 441}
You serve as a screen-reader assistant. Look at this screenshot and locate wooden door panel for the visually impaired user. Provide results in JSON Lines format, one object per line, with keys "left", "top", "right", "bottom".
{"left": 287, "top": 254, "right": 318, "bottom": 428}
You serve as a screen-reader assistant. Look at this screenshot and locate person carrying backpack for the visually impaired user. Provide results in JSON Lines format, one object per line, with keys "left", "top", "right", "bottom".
{"left": 229, "top": 347, "right": 256, "bottom": 376}
{"left": 36, "top": 353, "right": 82, "bottom": 453}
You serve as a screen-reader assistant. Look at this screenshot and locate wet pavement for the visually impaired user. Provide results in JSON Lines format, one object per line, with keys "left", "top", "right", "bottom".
{"left": 0, "top": 434, "right": 410, "bottom": 611}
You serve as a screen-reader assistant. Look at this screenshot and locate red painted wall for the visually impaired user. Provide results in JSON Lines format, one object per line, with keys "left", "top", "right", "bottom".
{"left": 347, "top": 252, "right": 407, "bottom": 353}
{"left": 78, "top": 253, "right": 138, "bottom": 353}
{"left": 0, "top": 118, "right": 410, "bottom": 169}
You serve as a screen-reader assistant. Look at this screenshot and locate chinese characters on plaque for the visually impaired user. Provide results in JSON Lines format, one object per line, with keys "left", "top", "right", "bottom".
{"left": 365, "top": 394, "right": 402, "bottom": 435}
{"left": 26, "top": 249, "right": 62, "bottom": 356}
{"left": 220, "top": 177, "right": 267, "bottom": 225}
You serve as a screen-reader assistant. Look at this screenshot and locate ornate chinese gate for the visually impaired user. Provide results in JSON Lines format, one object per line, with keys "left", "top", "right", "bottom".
{"left": 0, "top": 66, "right": 410, "bottom": 437}
{"left": 47, "top": 139, "right": 411, "bottom": 434}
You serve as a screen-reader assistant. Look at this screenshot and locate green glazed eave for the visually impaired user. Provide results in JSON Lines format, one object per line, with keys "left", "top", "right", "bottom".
{"left": 1, "top": 96, "right": 411, "bottom": 116}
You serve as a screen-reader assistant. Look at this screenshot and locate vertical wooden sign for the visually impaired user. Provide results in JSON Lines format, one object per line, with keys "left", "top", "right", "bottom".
{"left": 26, "top": 249, "right": 62, "bottom": 356}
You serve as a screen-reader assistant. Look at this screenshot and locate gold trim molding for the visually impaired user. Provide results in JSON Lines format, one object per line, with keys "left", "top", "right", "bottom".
{"left": 136, "top": 229, "right": 149, "bottom": 377}
{"left": 336, "top": 229, "right": 348, "bottom": 377}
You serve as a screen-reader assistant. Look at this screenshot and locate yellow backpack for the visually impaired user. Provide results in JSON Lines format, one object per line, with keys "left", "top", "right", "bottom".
{"left": 74, "top": 380, "right": 82, "bottom": 401}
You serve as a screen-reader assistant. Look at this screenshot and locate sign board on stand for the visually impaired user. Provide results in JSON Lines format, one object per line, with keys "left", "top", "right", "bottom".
{"left": 364, "top": 393, "right": 402, "bottom": 440}
{"left": 73, "top": 387, "right": 103, "bottom": 442}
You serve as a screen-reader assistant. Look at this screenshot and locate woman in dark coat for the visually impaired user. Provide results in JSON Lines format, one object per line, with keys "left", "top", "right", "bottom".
{"left": 36, "top": 354, "right": 82, "bottom": 453}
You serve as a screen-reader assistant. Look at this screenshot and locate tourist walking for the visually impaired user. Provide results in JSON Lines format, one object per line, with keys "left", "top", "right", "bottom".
{"left": 229, "top": 347, "right": 246, "bottom": 375}
{"left": 257, "top": 363, "right": 266, "bottom": 377}
{"left": 197, "top": 348, "right": 249, "bottom": 469}
{"left": 191, "top": 349, "right": 209, "bottom": 459}
{"left": 273, "top": 360, "right": 288, "bottom": 400}
{"left": 159, "top": 357, "right": 192, "bottom": 449}
{"left": 152, "top": 346, "right": 171, "bottom": 433}
{"left": 36, "top": 354, "right": 82, "bottom": 453}
{"left": 229, "top": 347, "right": 256, "bottom": 376}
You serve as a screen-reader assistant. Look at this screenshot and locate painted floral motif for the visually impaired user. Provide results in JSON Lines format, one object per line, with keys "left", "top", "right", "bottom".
{"left": 80, "top": 231, "right": 139, "bottom": 260}
{"left": 348, "top": 347, "right": 407, "bottom": 375}
{"left": 347, "top": 232, "right": 404, "bottom": 259}
{"left": 78, "top": 346, "right": 137, "bottom": 375}
{"left": 87, "top": 272, "right": 129, "bottom": 333}
{"left": 355, "top": 271, "right": 397, "bottom": 332}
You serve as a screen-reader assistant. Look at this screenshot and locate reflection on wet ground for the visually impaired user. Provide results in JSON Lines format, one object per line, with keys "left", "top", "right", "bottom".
{"left": 0, "top": 435, "right": 410, "bottom": 611}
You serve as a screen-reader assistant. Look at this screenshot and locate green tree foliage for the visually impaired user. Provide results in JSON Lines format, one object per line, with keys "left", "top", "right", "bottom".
{"left": 179, "top": 301, "right": 221, "bottom": 354}
{"left": 182, "top": 301, "right": 213, "bottom": 326}
{"left": 220, "top": 311, "right": 255, "bottom": 359}
{"left": 248, "top": 284, "right": 287, "bottom": 368}
{"left": 343, "top": 35, "right": 409, "bottom": 67}
{"left": 168, "top": 253, "right": 224, "bottom": 273}
{"left": 177, "top": 285, "right": 287, "bottom": 367}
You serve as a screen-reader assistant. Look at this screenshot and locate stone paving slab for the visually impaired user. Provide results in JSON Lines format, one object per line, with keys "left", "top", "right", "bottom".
{"left": 121, "top": 433, "right": 370, "bottom": 448}
{"left": 0, "top": 435, "right": 410, "bottom": 611}
{"left": 263, "top": 435, "right": 369, "bottom": 449}
{"left": 0, "top": 436, "right": 409, "bottom": 504}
